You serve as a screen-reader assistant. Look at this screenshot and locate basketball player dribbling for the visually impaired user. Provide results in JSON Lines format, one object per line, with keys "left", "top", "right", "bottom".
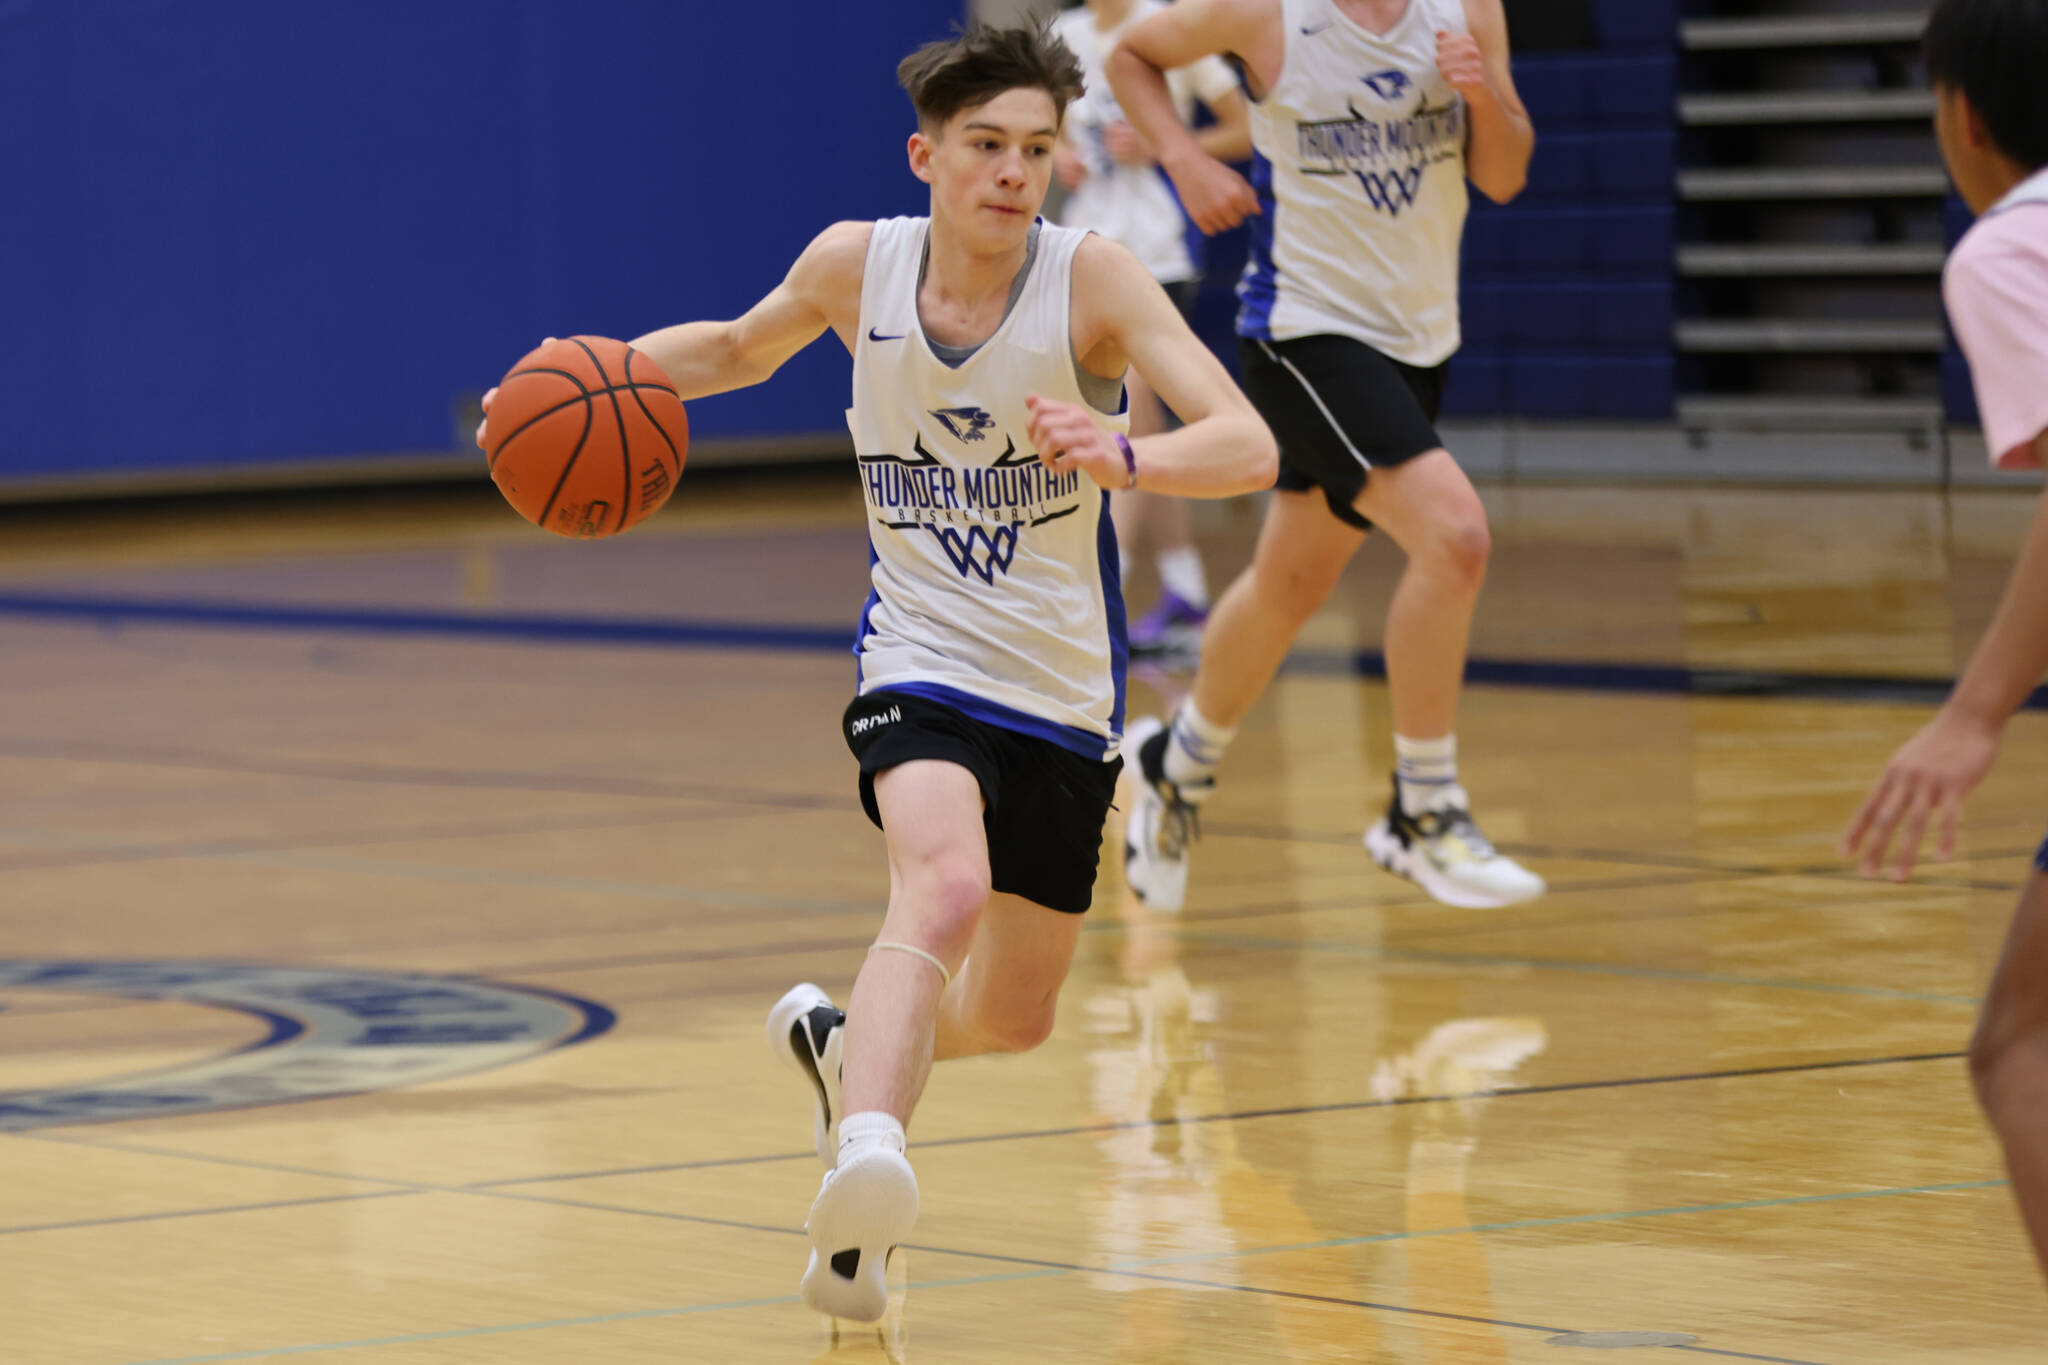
{"left": 493, "top": 25, "right": 1275, "bottom": 1322}
{"left": 1106, "top": 0, "right": 1546, "bottom": 912}
{"left": 1841, "top": 0, "right": 2048, "bottom": 1291}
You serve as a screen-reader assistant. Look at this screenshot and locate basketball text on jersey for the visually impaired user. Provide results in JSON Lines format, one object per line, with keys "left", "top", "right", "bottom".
{"left": 1295, "top": 94, "right": 1467, "bottom": 217}
{"left": 860, "top": 433, "right": 1085, "bottom": 585}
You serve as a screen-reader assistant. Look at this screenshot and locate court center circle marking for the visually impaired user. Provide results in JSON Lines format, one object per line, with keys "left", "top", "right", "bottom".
{"left": 0, "top": 959, "right": 612, "bottom": 1131}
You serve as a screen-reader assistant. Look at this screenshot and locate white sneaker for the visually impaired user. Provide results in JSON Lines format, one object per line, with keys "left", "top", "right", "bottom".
{"left": 801, "top": 1145, "right": 919, "bottom": 1323}
{"left": 767, "top": 983, "right": 845, "bottom": 1170}
{"left": 1121, "top": 715, "right": 1207, "bottom": 913}
{"left": 1363, "top": 778, "right": 1545, "bottom": 909}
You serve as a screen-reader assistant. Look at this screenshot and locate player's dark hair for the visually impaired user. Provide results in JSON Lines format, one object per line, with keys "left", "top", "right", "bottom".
{"left": 897, "top": 23, "right": 1086, "bottom": 132}
{"left": 1924, "top": 0, "right": 2048, "bottom": 170}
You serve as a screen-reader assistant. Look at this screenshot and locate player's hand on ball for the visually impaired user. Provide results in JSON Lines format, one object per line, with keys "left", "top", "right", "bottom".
{"left": 476, "top": 338, "right": 557, "bottom": 451}
{"left": 1026, "top": 395, "right": 1126, "bottom": 491}
{"left": 1104, "top": 120, "right": 1153, "bottom": 167}
{"left": 1436, "top": 30, "right": 1489, "bottom": 101}
{"left": 1163, "top": 152, "right": 1258, "bottom": 235}
{"left": 1841, "top": 705, "right": 2003, "bottom": 881}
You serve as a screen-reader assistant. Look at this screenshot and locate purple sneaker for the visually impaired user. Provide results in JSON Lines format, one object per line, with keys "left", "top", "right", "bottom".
{"left": 1128, "top": 591, "right": 1209, "bottom": 656}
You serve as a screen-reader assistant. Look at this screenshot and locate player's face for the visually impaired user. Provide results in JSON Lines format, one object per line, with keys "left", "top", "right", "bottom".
{"left": 1933, "top": 83, "right": 2000, "bottom": 215}
{"left": 912, "top": 87, "right": 1059, "bottom": 250}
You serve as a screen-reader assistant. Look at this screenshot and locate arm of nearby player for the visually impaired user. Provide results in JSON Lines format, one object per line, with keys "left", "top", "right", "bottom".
{"left": 1106, "top": 0, "right": 1271, "bottom": 233}
{"left": 1194, "top": 87, "right": 1253, "bottom": 164}
{"left": 1446, "top": 0, "right": 1534, "bottom": 204}
{"left": 1844, "top": 441, "right": 2048, "bottom": 878}
{"left": 630, "top": 221, "right": 869, "bottom": 399}
{"left": 1028, "top": 238, "right": 1276, "bottom": 499}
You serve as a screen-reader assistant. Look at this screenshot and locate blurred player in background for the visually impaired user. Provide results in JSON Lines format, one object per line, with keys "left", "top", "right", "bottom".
{"left": 1053, "top": 0, "right": 1251, "bottom": 655}
{"left": 1107, "top": 0, "right": 1545, "bottom": 912}
{"left": 1841, "top": 0, "right": 2048, "bottom": 1291}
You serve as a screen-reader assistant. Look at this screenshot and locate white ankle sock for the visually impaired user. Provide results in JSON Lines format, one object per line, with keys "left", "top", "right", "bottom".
{"left": 1395, "top": 734, "right": 1462, "bottom": 816}
{"left": 1156, "top": 547, "right": 1209, "bottom": 609}
{"left": 838, "top": 1111, "right": 906, "bottom": 1160}
{"left": 1164, "top": 701, "right": 1234, "bottom": 793}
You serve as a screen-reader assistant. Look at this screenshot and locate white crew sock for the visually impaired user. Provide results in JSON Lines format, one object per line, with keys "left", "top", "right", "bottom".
{"left": 1163, "top": 700, "right": 1235, "bottom": 794}
{"left": 837, "top": 1111, "right": 906, "bottom": 1161}
{"left": 1394, "top": 733, "right": 1465, "bottom": 816}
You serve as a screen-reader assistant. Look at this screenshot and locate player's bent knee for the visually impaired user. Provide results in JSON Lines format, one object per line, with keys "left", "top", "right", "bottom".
{"left": 1969, "top": 1005, "right": 2048, "bottom": 1117}
{"left": 1422, "top": 513, "right": 1491, "bottom": 591}
{"left": 904, "top": 865, "right": 992, "bottom": 955}
{"left": 975, "top": 1000, "right": 1058, "bottom": 1053}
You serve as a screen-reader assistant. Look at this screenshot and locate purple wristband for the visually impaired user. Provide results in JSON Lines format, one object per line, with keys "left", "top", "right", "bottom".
{"left": 1116, "top": 433, "right": 1138, "bottom": 490}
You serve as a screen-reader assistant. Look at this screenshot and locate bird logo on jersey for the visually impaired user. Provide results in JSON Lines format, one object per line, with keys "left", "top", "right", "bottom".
{"left": 1361, "top": 70, "right": 1413, "bottom": 102}
{"left": 931, "top": 406, "right": 997, "bottom": 443}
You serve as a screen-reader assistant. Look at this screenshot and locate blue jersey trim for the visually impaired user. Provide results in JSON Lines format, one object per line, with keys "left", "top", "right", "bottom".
{"left": 1236, "top": 150, "right": 1279, "bottom": 339}
{"left": 852, "top": 540, "right": 881, "bottom": 685}
{"left": 868, "top": 682, "right": 1114, "bottom": 761}
{"left": 1096, "top": 489, "right": 1128, "bottom": 737}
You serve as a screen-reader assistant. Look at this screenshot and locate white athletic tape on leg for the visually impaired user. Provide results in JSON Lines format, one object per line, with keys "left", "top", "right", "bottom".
{"left": 868, "top": 941, "right": 952, "bottom": 987}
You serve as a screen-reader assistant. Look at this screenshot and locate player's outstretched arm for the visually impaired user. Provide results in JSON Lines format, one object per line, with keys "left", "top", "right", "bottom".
{"left": 1107, "top": 0, "right": 1274, "bottom": 234}
{"left": 1844, "top": 431, "right": 2048, "bottom": 879}
{"left": 1030, "top": 237, "right": 1275, "bottom": 500}
{"left": 1449, "top": 0, "right": 1535, "bottom": 203}
{"left": 630, "top": 221, "right": 870, "bottom": 400}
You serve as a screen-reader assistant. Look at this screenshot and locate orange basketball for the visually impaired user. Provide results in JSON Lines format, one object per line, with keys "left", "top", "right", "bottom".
{"left": 484, "top": 335, "right": 688, "bottom": 539}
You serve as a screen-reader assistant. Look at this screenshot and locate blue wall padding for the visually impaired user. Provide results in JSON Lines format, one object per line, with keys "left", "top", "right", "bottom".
{"left": 0, "top": 0, "right": 957, "bottom": 480}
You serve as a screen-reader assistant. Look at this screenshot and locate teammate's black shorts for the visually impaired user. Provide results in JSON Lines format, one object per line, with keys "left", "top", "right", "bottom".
{"left": 1236, "top": 333, "right": 1449, "bottom": 532}
{"left": 2036, "top": 830, "right": 2048, "bottom": 874}
{"left": 843, "top": 691, "right": 1122, "bottom": 915}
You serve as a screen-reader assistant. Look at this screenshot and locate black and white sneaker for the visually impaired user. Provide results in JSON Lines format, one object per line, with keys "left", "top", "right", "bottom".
{"left": 767, "top": 983, "right": 845, "bottom": 1170}
{"left": 1121, "top": 715, "right": 1210, "bottom": 913}
{"left": 1363, "top": 776, "right": 1545, "bottom": 909}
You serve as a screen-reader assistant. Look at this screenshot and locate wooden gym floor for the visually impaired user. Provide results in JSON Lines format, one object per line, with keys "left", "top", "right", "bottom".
{"left": 1, "top": 471, "right": 2045, "bottom": 1363}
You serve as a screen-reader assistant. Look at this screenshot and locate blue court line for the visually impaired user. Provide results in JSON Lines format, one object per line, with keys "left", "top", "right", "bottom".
{"left": 1112, "top": 1178, "right": 2012, "bottom": 1270}
{"left": 3, "top": 589, "right": 2042, "bottom": 709}
{"left": 1157, "top": 927, "right": 1984, "bottom": 1006}
{"left": 0, "top": 1190, "right": 413, "bottom": 1238}
{"left": 0, "top": 592, "right": 853, "bottom": 654}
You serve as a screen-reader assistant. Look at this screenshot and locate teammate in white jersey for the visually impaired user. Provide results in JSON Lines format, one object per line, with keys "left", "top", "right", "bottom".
{"left": 1108, "top": 0, "right": 1546, "bottom": 910}
{"left": 1053, "top": 0, "right": 1251, "bottom": 655}
{"left": 487, "top": 25, "right": 1274, "bottom": 1323}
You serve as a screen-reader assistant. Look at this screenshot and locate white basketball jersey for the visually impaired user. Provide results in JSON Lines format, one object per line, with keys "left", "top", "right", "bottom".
{"left": 1239, "top": 0, "right": 1471, "bottom": 366}
{"left": 849, "top": 217, "right": 1130, "bottom": 761}
{"left": 1055, "top": 1, "right": 1240, "bottom": 285}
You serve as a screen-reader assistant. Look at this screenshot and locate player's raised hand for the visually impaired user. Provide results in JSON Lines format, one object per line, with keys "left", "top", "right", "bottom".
{"left": 1436, "top": 29, "right": 1490, "bottom": 102}
{"left": 1160, "top": 151, "right": 1258, "bottom": 235}
{"left": 1104, "top": 120, "right": 1154, "bottom": 167}
{"left": 1841, "top": 706, "right": 2003, "bottom": 881}
{"left": 1025, "top": 395, "right": 1127, "bottom": 491}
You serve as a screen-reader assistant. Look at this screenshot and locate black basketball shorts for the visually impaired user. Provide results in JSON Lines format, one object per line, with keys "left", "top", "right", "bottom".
{"left": 843, "top": 691, "right": 1122, "bottom": 915}
{"left": 1236, "top": 333, "right": 1450, "bottom": 532}
{"left": 2036, "top": 829, "right": 2048, "bottom": 874}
